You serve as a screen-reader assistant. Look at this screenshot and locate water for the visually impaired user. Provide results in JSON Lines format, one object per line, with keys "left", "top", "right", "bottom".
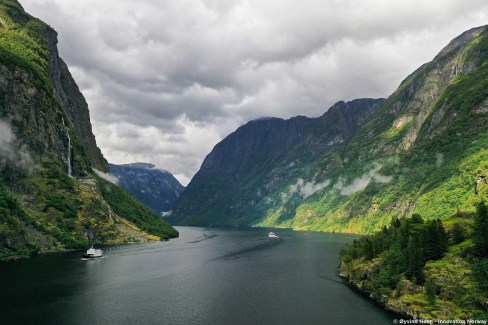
{"left": 0, "top": 227, "right": 396, "bottom": 324}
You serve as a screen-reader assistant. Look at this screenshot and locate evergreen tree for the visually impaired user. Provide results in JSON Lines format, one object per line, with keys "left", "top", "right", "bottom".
{"left": 450, "top": 222, "right": 465, "bottom": 245}
{"left": 436, "top": 219, "right": 448, "bottom": 255}
{"left": 363, "top": 237, "right": 374, "bottom": 260}
{"left": 473, "top": 201, "right": 488, "bottom": 258}
{"left": 424, "top": 279, "right": 437, "bottom": 305}
{"left": 406, "top": 234, "right": 425, "bottom": 284}
{"left": 423, "top": 219, "right": 448, "bottom": 261}
{"left": 392, "top": 217, "right": 401, "bottom": 228}
{"left": 398, "top": 218, "right": 410, "bottom": 249}
{"left": 411, "top": 214, "right": 424, "bottom": 224}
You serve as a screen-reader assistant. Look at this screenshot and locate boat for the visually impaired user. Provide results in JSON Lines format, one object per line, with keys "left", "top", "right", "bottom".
{"left": 268, "top": 232, "right": 278, "bottom": 238}
{"left": 82, "top": 246, "right": 103, "bottom": 259}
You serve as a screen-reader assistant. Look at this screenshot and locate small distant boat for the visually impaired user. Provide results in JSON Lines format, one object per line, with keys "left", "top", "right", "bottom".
{"left": 268, "top": 232, "right": 278, "bottom": 239}
{"left": 82, "top": 246, "right": 103, "bottom": 259}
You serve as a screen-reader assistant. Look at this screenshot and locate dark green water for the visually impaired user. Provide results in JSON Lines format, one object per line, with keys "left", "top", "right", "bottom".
{"left": 0, "top": 227, "right": 396, "bottom": 324}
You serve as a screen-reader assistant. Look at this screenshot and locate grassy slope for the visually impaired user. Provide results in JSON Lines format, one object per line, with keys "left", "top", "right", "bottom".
{"left": 96, "top": 175, "right": 179, "bottom": 240}
{"left": 0, "top": 0, "right": 52, "bottom": 91}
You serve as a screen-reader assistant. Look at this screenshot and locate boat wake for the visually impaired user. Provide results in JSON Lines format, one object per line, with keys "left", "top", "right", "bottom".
{"left": 81, "top": 256, "right": 104, "bottom": 261}
{"left": 188, "top": 232, "right": 218, "bottom": 243}
{"left": 216, "top": 237, "right": 283, "bottom": 260}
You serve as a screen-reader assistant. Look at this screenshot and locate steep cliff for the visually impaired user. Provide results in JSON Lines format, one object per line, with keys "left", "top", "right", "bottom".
{"left": 0, "top": 0, "right": 177, "bottom": 259}
{"left": 0, "top": 0, "right": 106, "bottom": 176}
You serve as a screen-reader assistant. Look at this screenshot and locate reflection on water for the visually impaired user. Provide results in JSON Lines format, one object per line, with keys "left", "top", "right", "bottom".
{"left": 0, "top": 227, "right": 396, "bottom": 324}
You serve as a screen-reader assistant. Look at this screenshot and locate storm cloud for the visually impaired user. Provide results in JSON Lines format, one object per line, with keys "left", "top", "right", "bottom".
{"left": 22, "top": 0, "right": 488, "bottom": 185}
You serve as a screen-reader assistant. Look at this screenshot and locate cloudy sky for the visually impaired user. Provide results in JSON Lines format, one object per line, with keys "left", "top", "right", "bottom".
{"left": 22, "top": 0, "right": 488, "bottom": 185}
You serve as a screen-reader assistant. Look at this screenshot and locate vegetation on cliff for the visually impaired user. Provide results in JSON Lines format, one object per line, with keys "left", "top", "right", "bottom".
{"left": 0, "top": 0, "right": 178, "bottom": 260}
{"left": 96, "top": 175, "right": 179, "bottom": 240}
{"left": 1, "top": 159, "right": 179, "bottom": 259}
{"left": 340, "top": 203, "right": 488, "bottom": 319}
{"left": 0, "top": 0, "right": 52, "bottom": 91}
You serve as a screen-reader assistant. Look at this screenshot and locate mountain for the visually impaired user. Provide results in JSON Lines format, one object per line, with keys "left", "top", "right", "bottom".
{"left": 170, "top": 98, "right": 384, "bottom": 225}
{"left": 109, "top": 163, "right": 184, "bottom": 215}
{"left": 0, "top": 0, "right": 177, "bottom": 259}
{"left": 170, "top": 25, "right": 488, "bottom": 234}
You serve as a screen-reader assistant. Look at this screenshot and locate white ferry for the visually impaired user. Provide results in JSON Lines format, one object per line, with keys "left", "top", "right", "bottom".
{"left": 82, "top": 246, "right": 103, "bottom": 259}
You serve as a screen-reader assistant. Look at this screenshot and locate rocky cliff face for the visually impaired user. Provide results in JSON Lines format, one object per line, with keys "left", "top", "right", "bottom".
{"left": 49, "top": 34, "right": 108, "bottom": 172}
{"left": 0, "top": 0, "right": 106, "bottom": 177}
{"left": 169, "top": 98, "right": 383, "bottom": 225}
{"left": 109, "top": 163, "right": 184, "bottom": 215}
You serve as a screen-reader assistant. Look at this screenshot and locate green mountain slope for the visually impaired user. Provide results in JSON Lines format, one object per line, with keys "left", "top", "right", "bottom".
{"left": 171, "top": 25, "right": 488, "bottom": 235}
{"left": 0, "top": 0, "right": 177, "bottom": 260}
{"left": 339, "top": 206, "right": 488, "bottom": 319}
{"left": 275, "top": 25, "right": 488, "bottom": 234}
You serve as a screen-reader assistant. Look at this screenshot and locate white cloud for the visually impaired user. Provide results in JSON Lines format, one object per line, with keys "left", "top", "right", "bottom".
{"left": 281, "top": 177, "right": 331, "bottom": 203}
{"left": 93, "top": 168, "right": 119, "bottom": 185}
{"left": 334, "top": 165, "right": 392, "bottom": 196}
{"left": 0, "top": 120, "right": 32, "bottom": 169}
{"left": 0, "top": 120, "right": 15, "bottom": 157}
{"left": 21, "top": 0, "right": 488, "bottom": 185}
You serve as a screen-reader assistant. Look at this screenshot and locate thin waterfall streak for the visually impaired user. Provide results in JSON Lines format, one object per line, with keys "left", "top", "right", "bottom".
{"left": 61, "top": 117, "right": 72, "bottom": 177}
{"left": 67, "top": 131, "right": 72, "bottom": 177}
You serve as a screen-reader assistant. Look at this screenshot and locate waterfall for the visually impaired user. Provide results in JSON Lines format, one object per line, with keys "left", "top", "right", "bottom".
{"left": 61, "top": 117, "right": 72, "bottom": 177}
{"left": 67, "top": 131, "right": 72, "bottom": 177}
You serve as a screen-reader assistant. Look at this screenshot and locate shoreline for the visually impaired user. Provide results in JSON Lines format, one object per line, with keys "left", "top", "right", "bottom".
{"left": 0, "top": 238, "right": 169, "bottom": 263}
{"left": 338, "top": 268, "right": 413, "bottom": 320}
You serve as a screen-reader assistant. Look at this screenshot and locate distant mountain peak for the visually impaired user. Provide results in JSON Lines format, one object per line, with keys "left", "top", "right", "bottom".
{"left": 117, "top": 162, "right": 171, "bottom": 174}
{"left": 109, "top": 163, "right": 184, "bottom": 215}
{"left": 120, "top": 162, "right": 155, "bottom": 169}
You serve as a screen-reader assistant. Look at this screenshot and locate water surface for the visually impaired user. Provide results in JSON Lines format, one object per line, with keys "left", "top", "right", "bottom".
{"left": 0, "top": 227, "right": 396, "bottom": 324}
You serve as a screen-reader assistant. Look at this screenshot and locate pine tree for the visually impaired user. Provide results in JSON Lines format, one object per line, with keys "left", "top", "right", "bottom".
{"left": 450, "top": 222, "right": 465, "bottom": 244}
{"left": 424, "top": 279, "right": 436, "bottom": 305}
{"left": 406, "top": 234, "right": 425, "bottom": 284}
{"left": 392, "top": 217, "right": 401, "bottom": 228}
{"left": 411, "top": 214, "right": 424, "bottom": 224}
{"left": 399, "top": 218, "right": 410, "bottom": 249}
{"left": 423, "top": 219, "right": 447, "bottom": 261}
{"left": 473, "top": 201, "right": 488, "bottom": 258}
{"left": 436, "top": 219, "right": 448, "bottom": 256}
{"left": 363, "top": 237, "right": 374, "bottom": 260}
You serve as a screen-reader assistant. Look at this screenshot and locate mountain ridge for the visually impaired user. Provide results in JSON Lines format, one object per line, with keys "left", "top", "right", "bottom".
{"left": 170, "top": 25, "right": 488, "bottom": 234}
{"left": 170, "top": 97, "right": 384, "bottom": 225}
